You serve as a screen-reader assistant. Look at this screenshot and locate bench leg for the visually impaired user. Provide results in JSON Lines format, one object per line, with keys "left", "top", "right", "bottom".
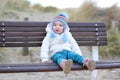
{"left": 91, "top": 70, "right": 108, "bottom": 80}
{"left": 91, "top": 46, "right": 98, "bottom": 80}
{"left": 22, "top": 47, "right": 29, "bottom": 56}
{"left": 95, "top": 70, "right": 109, "bottom": 80}
{"left": 91, "top": 70, "right": 97, "bottom": 80}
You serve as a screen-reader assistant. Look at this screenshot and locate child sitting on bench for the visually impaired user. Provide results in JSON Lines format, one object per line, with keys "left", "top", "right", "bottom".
{"left": 40, "top": 12, "right": 96, "bottom": 74}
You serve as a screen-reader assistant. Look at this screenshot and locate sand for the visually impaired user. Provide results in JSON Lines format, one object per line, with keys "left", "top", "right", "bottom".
{"left": 0, "top": 69, "right": 120, "bottom": 80}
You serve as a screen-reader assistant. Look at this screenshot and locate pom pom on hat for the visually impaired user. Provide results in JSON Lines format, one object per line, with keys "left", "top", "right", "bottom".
{"left": 55, "top": 12, "right": 69, "bottom": 21}
{"left": 59, "top": 12, "right": 69, "bottom": 19}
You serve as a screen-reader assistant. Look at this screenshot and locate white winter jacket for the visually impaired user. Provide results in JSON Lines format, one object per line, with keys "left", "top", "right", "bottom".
{"left": 40, "top": 23, "right": 82, "bottom": 62}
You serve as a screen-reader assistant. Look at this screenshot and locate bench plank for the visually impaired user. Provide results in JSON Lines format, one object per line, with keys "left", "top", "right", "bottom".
{"left": 0, "top": 61, "right": 120, "bottom": 73}
{"left": 0, "top": 22, "right": 105, "bottom": 27}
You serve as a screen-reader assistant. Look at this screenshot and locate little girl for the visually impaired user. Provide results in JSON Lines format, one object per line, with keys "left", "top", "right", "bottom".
{"left": 40, "top": 12, "right": 96, "bottom": 74}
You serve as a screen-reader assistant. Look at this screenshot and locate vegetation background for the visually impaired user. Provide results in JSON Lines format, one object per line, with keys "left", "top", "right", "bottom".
{"left": 0, "top": 0, "right": 120, "bottom": 80}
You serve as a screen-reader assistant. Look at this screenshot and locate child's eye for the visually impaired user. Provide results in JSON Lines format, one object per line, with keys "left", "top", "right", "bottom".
{"left": 54, "top": 24, "right": 57, "bottom": 26}
{"left": 59, "top": 24, "right": 63, "bottom": 27}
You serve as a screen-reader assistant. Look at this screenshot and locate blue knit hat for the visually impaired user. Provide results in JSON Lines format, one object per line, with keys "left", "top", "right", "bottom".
{"left": 51, "top": 12, "right": 69, "bottom": 29}
{"left": 46, "top": 12, "right": 70, "bottom": 42}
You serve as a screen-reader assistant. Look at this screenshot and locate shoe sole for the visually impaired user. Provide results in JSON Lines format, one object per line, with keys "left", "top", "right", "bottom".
{"left": 87, "top": 60, "right": 96, "bottom": 71}
{"left": 64, "top": 59, "right": 73, "bottom": 74}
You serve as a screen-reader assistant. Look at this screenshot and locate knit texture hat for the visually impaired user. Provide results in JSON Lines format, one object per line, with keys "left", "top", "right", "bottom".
{"left": 46, "top": 12, "right": 70, "bottom": 42}
{"left": 52, "top": 12, "right": 69, "bottom": 28}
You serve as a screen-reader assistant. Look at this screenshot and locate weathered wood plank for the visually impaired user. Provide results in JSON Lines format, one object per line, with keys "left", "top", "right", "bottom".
{"left": 0, "top": 61, "right": 120, "bottom": 73}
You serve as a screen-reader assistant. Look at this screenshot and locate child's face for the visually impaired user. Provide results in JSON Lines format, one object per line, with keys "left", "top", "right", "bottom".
{"left": 52, "top": 21, "right": 64, "bottom": 34}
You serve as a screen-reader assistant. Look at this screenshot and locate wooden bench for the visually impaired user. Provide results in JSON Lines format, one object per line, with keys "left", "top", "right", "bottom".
{"left": 0, "top": 21, "right": 120, "bottom": 73}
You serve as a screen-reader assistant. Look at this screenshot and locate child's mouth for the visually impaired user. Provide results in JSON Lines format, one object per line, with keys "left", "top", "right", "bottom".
{"left": 56, "top": 30, "right": 59, "bottom": 32}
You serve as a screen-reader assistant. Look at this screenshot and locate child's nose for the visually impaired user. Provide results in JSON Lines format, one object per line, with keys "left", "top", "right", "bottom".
{"left": 56, "top": 26, "right": 60, "bottom": 28}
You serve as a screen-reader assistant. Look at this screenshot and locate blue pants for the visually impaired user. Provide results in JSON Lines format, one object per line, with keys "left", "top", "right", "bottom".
{"left": 51, "top": 50, "right": 84, "bottom": 65}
